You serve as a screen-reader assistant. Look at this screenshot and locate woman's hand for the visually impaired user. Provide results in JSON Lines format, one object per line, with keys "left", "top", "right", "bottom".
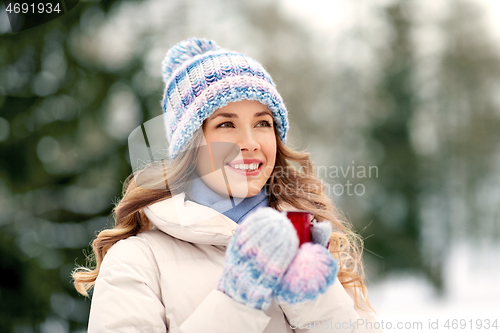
{"left": 217, "top": 207, "right": 299, "bottom": 311}
{"left": 274, "top": 220, "right": 338, "bottom": 305}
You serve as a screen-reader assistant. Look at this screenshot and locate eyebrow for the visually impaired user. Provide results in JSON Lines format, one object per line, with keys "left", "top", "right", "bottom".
{"left": 209, "top": 110, "right": 273, "bottom": 120}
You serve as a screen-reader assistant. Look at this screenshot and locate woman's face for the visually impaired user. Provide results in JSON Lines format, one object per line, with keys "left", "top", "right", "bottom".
{"left": 195, "top": 100, "right": 277, "bottom": 198}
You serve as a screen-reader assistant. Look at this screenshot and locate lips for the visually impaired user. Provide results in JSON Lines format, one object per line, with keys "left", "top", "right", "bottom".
{"left": 226, "top": 159, "right": 264, "bottom": 175}
{"left": 227, "top": 159, "right": 263, "bottom": 165}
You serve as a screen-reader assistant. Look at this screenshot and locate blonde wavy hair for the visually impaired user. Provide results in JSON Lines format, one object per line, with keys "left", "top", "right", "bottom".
{"left": 72, "top": 123, "right": 375, "bottom": 312}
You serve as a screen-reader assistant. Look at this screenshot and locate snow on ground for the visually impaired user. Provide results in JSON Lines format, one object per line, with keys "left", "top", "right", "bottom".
{"left": 368, "top": 241, "right": 500, "bottom": 332}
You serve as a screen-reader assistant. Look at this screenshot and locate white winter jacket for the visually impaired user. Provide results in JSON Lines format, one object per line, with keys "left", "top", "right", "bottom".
{"left": 88, "top": 192, "right": 384, "bottom": 333}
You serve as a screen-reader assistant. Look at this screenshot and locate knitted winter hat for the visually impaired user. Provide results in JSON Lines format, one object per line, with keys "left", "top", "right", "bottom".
{"left": 161, "top": 38, "right": 289, "bottom": 159}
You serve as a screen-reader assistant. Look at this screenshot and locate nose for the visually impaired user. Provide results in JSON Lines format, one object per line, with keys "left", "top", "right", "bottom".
{"left": 237, "top": 128, "right": 260, "bottom": 152}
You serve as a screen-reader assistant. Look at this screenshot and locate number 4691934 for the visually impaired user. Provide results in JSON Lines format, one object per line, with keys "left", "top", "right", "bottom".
{"left": 6, "top": 2, "right": 61, "bottom": 14}
{"left": 444, "top": 319, "right": 498, "bottom": 330}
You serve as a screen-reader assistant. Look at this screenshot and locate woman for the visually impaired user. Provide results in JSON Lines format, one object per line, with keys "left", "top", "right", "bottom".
{"left": 72, "top": 38, "right": 383, "bottom": 333}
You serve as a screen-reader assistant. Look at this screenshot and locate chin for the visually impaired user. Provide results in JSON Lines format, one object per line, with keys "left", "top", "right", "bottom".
{"left": 228, "top": 182, "right": 264, "bottom": 198}
{"left": 246, "top": 182, "right": 266, "bottom": 197}
{"left": 229, "top": 188, "right": 255, "bottom": 198}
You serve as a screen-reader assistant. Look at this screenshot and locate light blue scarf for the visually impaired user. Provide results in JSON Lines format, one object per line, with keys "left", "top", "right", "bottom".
{"left": 186, "top": 175, "right": 269, "bottom": 224}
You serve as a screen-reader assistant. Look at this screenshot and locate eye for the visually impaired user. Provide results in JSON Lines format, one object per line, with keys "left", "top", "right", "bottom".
{"left": 257, "top": 120, "right": 272, "bottom": 127}
{"left": 216, "top": 121, "right": 234, "bottom": 128}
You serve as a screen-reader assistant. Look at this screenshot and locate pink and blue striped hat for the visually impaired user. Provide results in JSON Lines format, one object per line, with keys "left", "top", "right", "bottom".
{"left": 162, "top": 38, "right": 289, "bottom": 159}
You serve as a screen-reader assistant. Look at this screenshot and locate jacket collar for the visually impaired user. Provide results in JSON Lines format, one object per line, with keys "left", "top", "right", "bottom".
{"left": 143, "top": 192, "right": 300, "bottom": 246}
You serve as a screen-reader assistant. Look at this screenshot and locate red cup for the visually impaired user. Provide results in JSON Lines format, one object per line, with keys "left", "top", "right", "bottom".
{"left": 286, "top": 211, "right": 313, "bottom": 246}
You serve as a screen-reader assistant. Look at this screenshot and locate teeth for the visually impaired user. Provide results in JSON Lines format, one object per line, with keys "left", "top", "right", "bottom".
{"left": 228, "top": 163, "right": 260, "bottom": 171}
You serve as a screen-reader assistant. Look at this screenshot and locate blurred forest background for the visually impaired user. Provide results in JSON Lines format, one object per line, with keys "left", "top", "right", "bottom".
{"left": 1, "top": 0, "right": 499, "bottom": 332}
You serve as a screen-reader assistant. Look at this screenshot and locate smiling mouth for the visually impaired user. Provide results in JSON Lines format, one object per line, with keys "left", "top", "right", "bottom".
{"left": 226, "top": 163, "right": 263, "bottom": 172}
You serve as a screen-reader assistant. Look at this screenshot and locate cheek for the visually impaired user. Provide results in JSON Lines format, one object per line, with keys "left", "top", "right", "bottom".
{"left": 264, "top": 139, "right": 277, "bottom": 165}
{"left": 195, "top": 154, "right": 206, "bottom": 176}
{"left": 195, "top": 133, "right": 212, "bottom": 175}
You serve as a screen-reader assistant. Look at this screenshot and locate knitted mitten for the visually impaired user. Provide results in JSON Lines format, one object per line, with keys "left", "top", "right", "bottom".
{"left": 274, "top": 220, "right": 338, "bottom": 305}
{"left": 217, "top": 207, "right": 299, "bottom": 311}
{"left": 311, "top": 220, "right": 332, "bottom": 248}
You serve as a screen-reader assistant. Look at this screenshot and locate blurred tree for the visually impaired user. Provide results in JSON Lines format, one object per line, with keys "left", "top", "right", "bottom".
{"left": 0, "top": 1, "right": 130, "bottom": 331}
{"left": 416, "top": 0, "right": 500, "bottom": 293}
{"left": 333, "top": 0, "right": 500, "bottom": 294}
{"left": 365, "top": 1, "right": 426, "bottom": 284}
